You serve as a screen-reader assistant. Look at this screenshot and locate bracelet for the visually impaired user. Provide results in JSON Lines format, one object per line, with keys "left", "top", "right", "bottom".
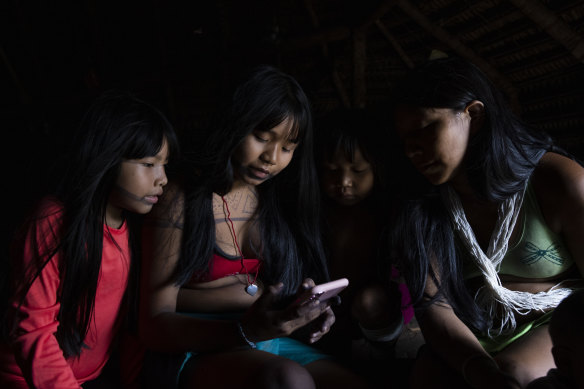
{"left": 461, "top": 354, "right": 498, "bottom": 385}
{"left": 236, "top": 321, "right": 256, "bottom": 349}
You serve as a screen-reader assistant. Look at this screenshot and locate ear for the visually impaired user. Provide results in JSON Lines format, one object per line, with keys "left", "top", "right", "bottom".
{"left": 465, "top": 100, "right": 485, "bottom": 135}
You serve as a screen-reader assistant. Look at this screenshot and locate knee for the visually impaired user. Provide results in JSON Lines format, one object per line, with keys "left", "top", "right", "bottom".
{"left": 255, "top": 359, "right": 315, "bottom": 389}
{"left": 495, "top": 355, "right": 532, "bottom": 387}
{"left": 351, "top": 284, "right": 389, "bottom": 324}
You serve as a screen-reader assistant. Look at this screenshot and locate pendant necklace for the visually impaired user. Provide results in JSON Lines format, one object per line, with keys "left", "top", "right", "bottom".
{"left": 221, "top": 196, "right": 260, "bottom": 296}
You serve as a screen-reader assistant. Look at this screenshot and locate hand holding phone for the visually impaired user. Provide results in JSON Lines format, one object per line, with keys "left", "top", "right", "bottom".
{"left": 296, "top": 278, "right": 349, "bottom": 305}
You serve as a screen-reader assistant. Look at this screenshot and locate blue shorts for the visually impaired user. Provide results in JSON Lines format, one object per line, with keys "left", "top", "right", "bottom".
{"left": 141, "top": 312, "right": 332, "bottom": 389}
{"left": 179, "top": 336, "right": 331, "bottom": 372}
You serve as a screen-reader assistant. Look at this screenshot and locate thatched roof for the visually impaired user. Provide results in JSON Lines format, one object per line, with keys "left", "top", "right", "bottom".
{"left": 2, "top": 0, "right": 584, "bottom": 154}
{"left": 275, "top": 0, "right": 584, "bottom": 152}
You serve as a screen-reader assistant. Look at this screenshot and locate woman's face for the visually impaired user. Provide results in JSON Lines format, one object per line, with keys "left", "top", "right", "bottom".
{"left": 394, "top": 105, "right": 471, "bottom": 186}
{"left": 232, "top": 117, "right": 299, "bottom": 186}
{"left": 320, "top": 147, "right": 375, "bottom": 206}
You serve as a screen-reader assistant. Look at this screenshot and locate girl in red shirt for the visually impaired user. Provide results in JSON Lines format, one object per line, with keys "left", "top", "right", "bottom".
{"left": 0, "top": 91, "right": 179, "bottom": 388}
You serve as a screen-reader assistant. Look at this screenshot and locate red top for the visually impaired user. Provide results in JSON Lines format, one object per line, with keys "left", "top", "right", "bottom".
{"left": 197, "top": 253, "right": 261, "bottom": 282}
{"left": 0, "top": 199, "right": 131, "bottom": 388}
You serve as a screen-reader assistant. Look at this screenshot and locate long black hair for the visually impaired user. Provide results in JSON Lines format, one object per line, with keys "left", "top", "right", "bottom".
{"left": 3, "top": 90, "right": 179, "bottom": 357}
{"left": 171, "top": 65, "right": 329, "bottom": 300}
{"left": 389, "top": 57, "right": 555, "bottom": 334}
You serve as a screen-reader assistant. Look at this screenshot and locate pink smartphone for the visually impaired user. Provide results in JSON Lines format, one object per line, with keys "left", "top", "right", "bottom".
{"left": 297, "top": 278, "right": 349, "bottom": 305}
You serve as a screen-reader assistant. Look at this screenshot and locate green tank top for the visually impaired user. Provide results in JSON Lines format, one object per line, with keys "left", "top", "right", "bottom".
{"left": 463, "top": 183, "right": 574, "bottom": 279}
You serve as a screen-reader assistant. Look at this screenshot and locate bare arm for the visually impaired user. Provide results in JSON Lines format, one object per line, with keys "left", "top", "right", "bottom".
{"left": 177, "top": 276, "right": 263, "bottom": 312}
{"left": 418, "top": 263, "right": 519, "bottom": 388}
{"left": 138, "top": 201, "right": 249, "bottom": 353}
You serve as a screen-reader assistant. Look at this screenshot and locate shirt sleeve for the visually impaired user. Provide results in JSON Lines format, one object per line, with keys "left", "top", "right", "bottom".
{"left": 10, "top": 207, "right": 82, "bottom": 389}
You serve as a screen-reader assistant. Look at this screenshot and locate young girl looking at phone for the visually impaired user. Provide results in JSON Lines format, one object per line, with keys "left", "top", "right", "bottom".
{"left": 139, "top": 65, "right": 367, "bottom": 388}
{"left": 0, "top": 91, "right": 178, "bottom": 388}
{"left": 314, "top": 108, "right": 415, "bottom": 365}
{"left": 390, "top": 56, "right": 584, "bottom": 388}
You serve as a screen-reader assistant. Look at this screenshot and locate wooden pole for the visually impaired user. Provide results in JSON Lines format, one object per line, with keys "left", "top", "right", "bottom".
{"left": 353, "top": 29, "right": 367, "bottom": 108}
{"left": 375, "top": 20, "right": 415, "bottom": 69}
{"left": 357, "top": 0, "right": 398, "bottom": 29}
{"left": 303, "top": 0, "right": 351, "bottom": 108}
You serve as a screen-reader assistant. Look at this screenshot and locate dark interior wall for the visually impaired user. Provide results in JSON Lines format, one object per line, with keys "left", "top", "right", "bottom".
{"left": 2, "top": 0, "right": 291, "bottom": 162}
{"left": 2, "top": 1, "right": 223, "bottom": 140}
{"left": 2, "top": 2, "right": 212, "bottom": 224}
{"left": 2, "top": 1, "right": 299, "bottom": 245}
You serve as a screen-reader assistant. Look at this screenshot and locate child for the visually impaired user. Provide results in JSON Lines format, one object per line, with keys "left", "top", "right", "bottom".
{"left": 389, "top": 56, "right": 584, "bottom": 388}
{"left": 526, "top": 289, "right": 584, "bottom": 388}
{"left": 0, "top": 90, "right": 179, "bottom": 388}
{"left": 314, "top": 108, "right": 416, "bottom": 375}
{"left": 138, "top": 65, "right": 368, "bottom": 388}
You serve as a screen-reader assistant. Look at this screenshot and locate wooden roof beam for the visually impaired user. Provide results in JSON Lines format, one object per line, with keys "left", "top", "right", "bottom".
{"left": 353, "top": 29, "right": 367, "bottom": 108}
{"left": 288, "top": 0, "right": 399, "bottom": 50}
{"left": 296, "top": 0, "right": 400, "bottom": 108}
{"left": 375, "top": 20, "right": 415, "bottom": 69}
{"left": 356, "top": 0, "right": 398, "bottom": 30}
{"left": 394, "top": 0, "right": 520, "bottom": 110}
{"left": 509, "top": 0, "right": 584, "bottom": 64}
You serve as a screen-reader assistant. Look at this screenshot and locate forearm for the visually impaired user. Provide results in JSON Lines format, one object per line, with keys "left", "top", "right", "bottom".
{"left": 420, "top": 303, "right": 487, "bottom": 369}
{"left": 12, "top": 316, "right": 81, "bottom": 388}
{"left": 177, "top": 278, "right": 262, "bottom": 312}
{"left": 419, "top": 303, "right": 518, "bottom": 388}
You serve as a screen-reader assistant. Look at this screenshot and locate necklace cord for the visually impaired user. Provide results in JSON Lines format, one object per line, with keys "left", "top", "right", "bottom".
{"left": 221, "top": 196, "right": 260, "bottom": 286}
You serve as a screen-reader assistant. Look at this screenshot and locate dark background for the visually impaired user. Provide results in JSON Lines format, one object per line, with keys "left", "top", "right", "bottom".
{"left": 3, "top": 0, "right": 584, "bottom": 236}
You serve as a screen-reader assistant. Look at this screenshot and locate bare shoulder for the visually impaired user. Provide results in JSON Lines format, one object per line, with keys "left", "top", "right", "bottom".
{"left": 534, "top": 152, "right": 584, "bottom": 197}
{"left": 533, "top": 152, "right": 584, "bottom": 231}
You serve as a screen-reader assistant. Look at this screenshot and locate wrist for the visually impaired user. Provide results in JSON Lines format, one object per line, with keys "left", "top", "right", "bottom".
{"left": 236, "top": 321, "right": 256, "bottom": 349}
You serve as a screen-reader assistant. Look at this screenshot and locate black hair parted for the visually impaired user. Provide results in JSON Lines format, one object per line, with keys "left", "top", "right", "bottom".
{"left": 63, "top": 89, "right": 179, "bottom": 201}
{"left": 183, "top": 65, "right": 314, "bottom": 196}
{"left": 313, "top": 107, "right": 391, "bottom": 194}
{"left": 315, "top": 108, "right": 386, "bottom": 167}
{"left": 174, "top": 65, "right": 329, "bottom": 299}
{"left": 390, "top": 56, "right": 552, "bottom": 202}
